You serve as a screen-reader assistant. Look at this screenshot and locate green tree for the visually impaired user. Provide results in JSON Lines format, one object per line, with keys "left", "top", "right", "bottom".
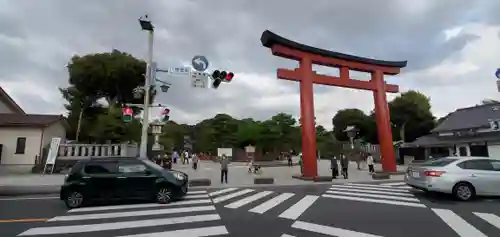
{"left": 389, "top": 90, "right": 436, "bottom": 142}
{"left": 61, "top": 50, "right": 149, "bottom": 143}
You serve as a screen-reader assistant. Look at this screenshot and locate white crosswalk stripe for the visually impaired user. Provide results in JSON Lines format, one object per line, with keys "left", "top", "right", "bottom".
{"left": 17, "top": 190, "right": 229, "bottom": 236}
{"left": 288, "top": 220, "right": 383, "bottom": 236}
{"left": 321, "top": 183, "right": 426, "bottom": 208}
{"left": 378, "top": 182, "right": 409, "bottom": 188}
{"left": 209, "top": 188, "right": 318, "bottom": 220}
{"left": 431, "top": 208, "right": 500, "bottom": 236}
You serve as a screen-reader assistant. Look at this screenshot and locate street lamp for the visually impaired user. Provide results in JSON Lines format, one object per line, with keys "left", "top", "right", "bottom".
{"left": 344, "top": 126, "right": 358, "bottom": 149}
{"left": 138, "top": 14, "right": 155, "bottom": 158}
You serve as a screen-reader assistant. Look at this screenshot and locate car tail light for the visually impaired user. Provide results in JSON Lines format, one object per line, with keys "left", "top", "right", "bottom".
{"left": 424, "top": 170, "right": 446, "bottom": 177}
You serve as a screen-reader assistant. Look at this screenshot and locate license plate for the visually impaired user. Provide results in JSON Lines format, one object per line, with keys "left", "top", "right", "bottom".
{"left": 412, "top": 172, "right": 420, "bottom": 177}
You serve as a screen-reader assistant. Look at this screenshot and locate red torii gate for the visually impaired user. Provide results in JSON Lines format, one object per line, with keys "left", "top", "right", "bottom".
{"left": 260, "top": 30, "right": 407, "bottom": 178}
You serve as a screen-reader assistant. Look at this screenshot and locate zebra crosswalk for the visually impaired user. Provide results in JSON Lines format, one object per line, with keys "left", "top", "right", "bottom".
{"left": 16, "top": 190, "right": 229, "bottom": 237}
{"left": 321, "top": 182, "right": 426, "bottom": 208}
{"left": 431, "top": 208, "right": 500, "bottom": 236}
{"left": 208, "top": 188, "right": 319, "bottom": 220}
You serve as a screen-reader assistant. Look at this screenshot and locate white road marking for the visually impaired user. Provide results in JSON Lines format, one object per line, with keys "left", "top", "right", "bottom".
{"left": 473, "top": 212, "right": 500, "bottom": 229}
{"left": 18, "top": 214, "right": 221, "bottom": 236}
{"left": 208, "top": 188, "right": 238, "bottom": 197}
{"left": 378, "top": 182, "right": 406, "bottom": 186}
{"left": 351, "top": 183, "right": 411, "bottom": 189}
{"left": 115, "top": 225, "right": 229, "bottom": 237}
{"left": 0, "top": 196, "right": 58, "bottom": 201}
{"left": 249, "top": 193, "right": 295, "bottom": 214}
{"left": 322, "top": 194, "right": 426, "bottom": 208}
{"left": 68, "top": 199, "right": 212, "bottom": 213}
{"left": 432, "top": 208, "right": 487, "bottom": 237}
{"left": 328, "top": 187, "right": 414, "bottom": 197}
{"left": 212, "top": 189, "right": 254, "bottom": 204}
{"left": 225, "top": 191, "right": 273, "bottom": 209}
{"left": 292, "top": 220, "right": 383, "bottom": 237}
{"left": 279, "top": 195, "right": 319, "bottom": 220}
{"left": 281, "top": 234, "right": 296, "bottom": 237}
{"left": 325, "top": 190, "right": 419, "bottom": 202}
{"left": 49, "top": 205, "right": 215, "bottom": 222}
{"left": 187, "top": 190, "right": 207, "bottom": 194}
{"left": 184, "top": 194, "right": 210, "bottom": 199}
{"left": 331, "top": 184, "right": 409, "bottom": 193}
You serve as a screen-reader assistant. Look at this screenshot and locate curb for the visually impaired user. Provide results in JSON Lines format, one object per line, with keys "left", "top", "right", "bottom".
{"left": 0, "top": 185, "right": 60, "bottom": 197}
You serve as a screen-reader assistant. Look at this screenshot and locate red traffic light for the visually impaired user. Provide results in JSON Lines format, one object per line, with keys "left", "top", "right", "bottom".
{"left": 162, "top": 108, "right": 170, "bottom": 115}
{"left": 123, "top": 107, "right": 133, "bottom": 115}
{"left": 226, "top": 72, "right": 234, "bottom": 81}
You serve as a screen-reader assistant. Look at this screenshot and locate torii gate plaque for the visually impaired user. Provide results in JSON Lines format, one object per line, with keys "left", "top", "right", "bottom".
{"left": 261, "top": 30, "right": 407, "bottom": 178}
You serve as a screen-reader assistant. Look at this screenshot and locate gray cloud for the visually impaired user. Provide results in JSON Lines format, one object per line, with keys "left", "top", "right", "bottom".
{"left": 1, "top": 0, "right": 500, "bottom": 127}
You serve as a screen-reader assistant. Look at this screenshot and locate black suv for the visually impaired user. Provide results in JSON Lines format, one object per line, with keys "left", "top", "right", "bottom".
{"left": 60, "top": 157, "right": 189, "bottom": 209}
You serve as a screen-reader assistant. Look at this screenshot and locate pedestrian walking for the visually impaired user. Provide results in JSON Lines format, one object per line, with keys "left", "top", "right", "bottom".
{"left": 247, "top": 159, "right": 253, "bottom": 173}
{"left": 287, "top": 153, "right": 293, "bottom": 167}
{"left": 220, "top": 155, "right": 229, "bottom": 184}
{"left": 172, "top": 150, "right": 178, "bottom": 164}
{"left": 340, "top": 153, "right": 349, "bottom": 179}
{"left": 367, "top": 153, "right": 375, "bottom": 174}
{"left": 192, "top": 153, "right": 199, "bottom": 170}
{"left": 330, "top": 156, "right": 339, "bottom": 179}
{"left": 298, "top": 153, "right": 303, "bottom": 175}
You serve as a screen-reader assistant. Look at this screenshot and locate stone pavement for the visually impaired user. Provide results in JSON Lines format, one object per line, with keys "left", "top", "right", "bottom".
{"left": 0, "top": 160, "right": 406, "bottom": 196}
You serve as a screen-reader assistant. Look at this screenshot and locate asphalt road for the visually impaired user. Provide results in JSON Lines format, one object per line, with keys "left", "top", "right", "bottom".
{"left": 1, "top": 182, "right": 499, "bottom": 237}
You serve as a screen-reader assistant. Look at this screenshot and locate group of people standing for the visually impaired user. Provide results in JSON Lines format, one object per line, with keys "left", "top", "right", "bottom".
{"left": 154, "top": 150, "right": 202, "bottom": 170}
{"left": 329, "top": 152, "right": 375, "bottom": 179}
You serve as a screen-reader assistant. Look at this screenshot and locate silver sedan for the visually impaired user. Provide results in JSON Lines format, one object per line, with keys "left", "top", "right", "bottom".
{"left": 404, "top": 156, "right": 500, "bottom": 201}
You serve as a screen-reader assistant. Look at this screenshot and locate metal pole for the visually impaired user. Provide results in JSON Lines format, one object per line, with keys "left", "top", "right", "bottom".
{"left": 75, "top": 108, "right": 84, "bottom": 142}
{"left": 139, "top": 30, "right": 154, "bottom": 158}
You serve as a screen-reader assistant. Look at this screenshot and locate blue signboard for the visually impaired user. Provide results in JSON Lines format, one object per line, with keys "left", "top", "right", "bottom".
{"left": 191, "top": 55, "right": 209, "bottom": 72}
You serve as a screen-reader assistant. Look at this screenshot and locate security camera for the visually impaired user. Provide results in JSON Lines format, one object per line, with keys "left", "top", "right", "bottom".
{"left": 160, "top": 85, "right": 170, "bottom": 92}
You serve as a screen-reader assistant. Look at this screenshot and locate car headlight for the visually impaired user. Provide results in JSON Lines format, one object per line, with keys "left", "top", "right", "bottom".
{"left": 173, "top": 172, "right": 184, "bottom": 180}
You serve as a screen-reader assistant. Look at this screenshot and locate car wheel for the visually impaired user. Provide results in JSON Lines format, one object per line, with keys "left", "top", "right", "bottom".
{"left": 452, "top": 182, "right": 475, "bottom": 201}
{"left": 156, "top": 187, "right": 173, "bottom": 204}
{"left": 64, "top": 190, "right": 85, "bottom": 209}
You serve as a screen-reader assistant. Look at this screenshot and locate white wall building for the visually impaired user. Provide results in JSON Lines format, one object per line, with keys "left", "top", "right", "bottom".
{"left": 0, "top": 86, "right": 67, "bottom": 174}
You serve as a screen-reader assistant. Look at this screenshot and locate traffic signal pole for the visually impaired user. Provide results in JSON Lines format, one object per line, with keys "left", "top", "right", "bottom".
{"left": 139, "top": 19, "right": 154, "bottom": 158}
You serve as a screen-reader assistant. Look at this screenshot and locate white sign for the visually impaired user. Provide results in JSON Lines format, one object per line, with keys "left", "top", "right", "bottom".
{"left": 45, "top": 137, "right": 61, "bottom": 165}
{"left": 167, "top": 67, "right": 191, "bottom": 75}
{"left": 245, "top": 145, "right": 255, "bottom": 153}
{"left": 490, "top": 119, "right": 500, "bottom": 132}
{"left": 217, "top": 148, "right": 233, "bottom": 157}
{"left": 190, "top": 72, "right": 209, "bottom": 88}
{"left": 152, "top": 143, "right": 162, "bottom": 151}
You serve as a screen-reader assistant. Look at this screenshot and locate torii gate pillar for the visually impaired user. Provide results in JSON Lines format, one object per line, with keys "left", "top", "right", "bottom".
{"left": 261, "top": 30, "right": 407, "bottom": 178}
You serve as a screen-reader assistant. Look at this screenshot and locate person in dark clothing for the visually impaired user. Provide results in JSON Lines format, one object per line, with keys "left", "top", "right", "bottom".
{"left": 330, "top": 156, "right": 339, "bottom": 179}
{"left": 220, "top": 155, "right": 229, "bottom": 184}
{"left": 340, "top": 153, "right": 349, "bottom": 179}
{"left": 287, "top": 153, "right": 293, "bottom": 167}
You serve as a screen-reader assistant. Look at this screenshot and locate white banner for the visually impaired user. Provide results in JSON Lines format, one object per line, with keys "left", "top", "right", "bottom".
{"left": 45, "top": 137, "right": 61, "bottom": 165}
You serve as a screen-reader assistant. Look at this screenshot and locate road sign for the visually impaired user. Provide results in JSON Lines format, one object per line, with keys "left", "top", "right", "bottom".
{"left": 192, "top": 55, "right": 209, "bottom": 72}
{"left": 496, "top": 68, "right": 500, "bottom": 79}
{"left": 166, "top": 67, "right": 190, "bottom": 75}
{"left": 190, "top": 72, "right": 209, "bottom": 88}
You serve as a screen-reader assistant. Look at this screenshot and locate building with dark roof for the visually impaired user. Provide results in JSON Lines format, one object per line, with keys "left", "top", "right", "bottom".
{"left": 0, "top": 86, "right": 67, "bottom": 174}
{"left": 403, "top": 102, "right": 500, "bottom": 158}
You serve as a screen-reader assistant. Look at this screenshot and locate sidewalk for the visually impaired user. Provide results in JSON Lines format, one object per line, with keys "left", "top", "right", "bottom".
{"left": 0, "top": 160, "right": 406, "bottom": 196}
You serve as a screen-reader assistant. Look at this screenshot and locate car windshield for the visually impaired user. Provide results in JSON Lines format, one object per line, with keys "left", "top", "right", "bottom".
{"left": 141, "top": 159, "right": 164, "bottom": 171}
{"left": 421, "top": 158, "right": 458, "bottom": 167}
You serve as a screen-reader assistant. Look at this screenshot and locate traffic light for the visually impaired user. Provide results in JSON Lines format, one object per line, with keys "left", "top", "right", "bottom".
{"left": 123, "top": 107, "right": 133, "bottom": 122}
{"left": 162, "top": 108, "right": 170, "bottom": 122}
{"left": 211, "top": 70, "right": 235, "bottom": 89}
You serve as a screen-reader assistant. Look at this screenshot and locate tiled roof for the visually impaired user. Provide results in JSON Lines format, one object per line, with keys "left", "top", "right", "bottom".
{"left": 0, "top": 114, "right": 65, "bottom": 127}
{"left": 432, "top": 103, "right": 500, "bottom": 132}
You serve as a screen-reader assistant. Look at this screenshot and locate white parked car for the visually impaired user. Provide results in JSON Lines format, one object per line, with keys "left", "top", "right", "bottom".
{"left": 404, "top": 156, "right": 500, "bottom": 201}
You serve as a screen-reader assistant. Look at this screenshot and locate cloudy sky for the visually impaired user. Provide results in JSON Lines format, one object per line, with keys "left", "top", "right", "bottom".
{"left": 1, "top": 0, "right": 500, "bottom": 129}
